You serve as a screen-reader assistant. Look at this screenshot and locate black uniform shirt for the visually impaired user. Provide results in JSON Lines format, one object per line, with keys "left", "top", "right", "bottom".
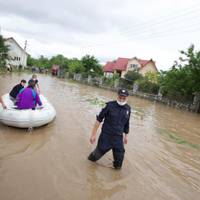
{"left": 9, "top": 84, "right": 24, "bottom": 98}
{"left": 96, "top": 101, "right": 131, "bottom": 135}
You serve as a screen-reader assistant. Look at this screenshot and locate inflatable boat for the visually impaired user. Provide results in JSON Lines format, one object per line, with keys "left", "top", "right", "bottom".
{"left": 0, "top": 93, "right": 56, "bottom": 128}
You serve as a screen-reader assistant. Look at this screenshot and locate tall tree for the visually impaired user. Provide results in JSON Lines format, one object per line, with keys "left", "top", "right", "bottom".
{"left": 0, "top": 35, "right": 9, "bottom": 67}
{"left": 159, "top": 45, "right": 200, "bottom": 101}
{"left": 81, "top": 55, "right": 103, "bottom": 76}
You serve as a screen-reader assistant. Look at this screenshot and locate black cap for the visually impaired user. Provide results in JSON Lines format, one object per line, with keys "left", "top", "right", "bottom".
{"left": 118, "top": 89, "right": 129, "bottom": 97}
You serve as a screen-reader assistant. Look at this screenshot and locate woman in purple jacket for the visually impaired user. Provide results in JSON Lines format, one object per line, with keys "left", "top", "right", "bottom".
{"left": 16, "top": 79, "right": 42, "bottom": 110}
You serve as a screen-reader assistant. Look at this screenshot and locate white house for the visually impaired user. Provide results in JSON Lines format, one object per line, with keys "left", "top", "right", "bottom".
{"left": 4, "top": 37, "right": 28, "bottom": 68}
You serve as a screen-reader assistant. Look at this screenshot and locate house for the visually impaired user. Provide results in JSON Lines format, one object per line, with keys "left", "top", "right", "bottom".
{"left": 103, "top": 57, "right": 158, "bottom": 78}
{"left": 103, "top": 61, "right": 115, "bottom": 78}
{"left": 4, "top": 37, "right": 28, "bottom": 68}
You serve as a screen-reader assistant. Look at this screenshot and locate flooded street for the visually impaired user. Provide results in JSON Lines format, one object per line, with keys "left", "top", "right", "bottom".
{"left": 0, "top": 73, "right": 200, "bottom": 200}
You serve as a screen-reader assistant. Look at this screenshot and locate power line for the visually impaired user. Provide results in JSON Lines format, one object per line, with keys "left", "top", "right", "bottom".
{"left": 118, "top": 3, "right": 200, "bottom": 35}
{"left": 83, "top": 8, "right": 200, "bottom": 48}
{"left": 79, "top": 2, "right": 200, "bottom": 48}
{"left": 83, "top": 25, "right": 200, "bottom": 51}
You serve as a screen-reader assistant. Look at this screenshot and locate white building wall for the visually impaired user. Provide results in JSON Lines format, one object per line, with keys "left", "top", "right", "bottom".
{"left": 5, "top": 38, "right": 28, "bottom": 68}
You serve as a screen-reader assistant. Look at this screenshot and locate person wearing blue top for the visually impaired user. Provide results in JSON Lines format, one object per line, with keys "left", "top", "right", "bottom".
{"left": 88, "top": 89, "right": 131, "bottom": 169}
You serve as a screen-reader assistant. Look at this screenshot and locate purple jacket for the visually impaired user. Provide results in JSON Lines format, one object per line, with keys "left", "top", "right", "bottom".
{"left": 16, "top": 87, "right": 42, "bottom": 109}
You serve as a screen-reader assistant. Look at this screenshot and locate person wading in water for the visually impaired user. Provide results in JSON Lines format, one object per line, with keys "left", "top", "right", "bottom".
{"left": 88, "top": 89, "right": 131, "bottom": 169}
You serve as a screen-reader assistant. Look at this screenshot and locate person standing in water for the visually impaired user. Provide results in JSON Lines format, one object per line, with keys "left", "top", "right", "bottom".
{"left": 28, "top": 74, "right": 40, "bottom": 93}
{"left": 88, "top": 89, "right": 131, "bottom": 169}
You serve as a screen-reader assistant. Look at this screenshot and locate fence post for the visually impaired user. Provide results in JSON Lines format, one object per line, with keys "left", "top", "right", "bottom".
{"left": 114, "top": 79, "right": 119, "bottom": 88}
{"left": 133, "top": 83, "right": 139, "bottom": 93}
{"left": 192, "top": 92, "right": 200, "bottom": 113}
{"left": 88, "top": 75, "right": 92, "bottom": 84}
{"left": 157, "top": 88, "right": 163, "bottom": 100}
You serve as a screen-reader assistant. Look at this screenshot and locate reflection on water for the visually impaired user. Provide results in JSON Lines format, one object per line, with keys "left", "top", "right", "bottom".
{"left": 0, "top": 73, "right": 200, "bottom": 200}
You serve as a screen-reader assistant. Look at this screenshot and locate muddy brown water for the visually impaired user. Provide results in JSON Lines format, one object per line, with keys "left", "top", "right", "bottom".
{"left": 0, "top": 73, "right": 200, "bottom": 200}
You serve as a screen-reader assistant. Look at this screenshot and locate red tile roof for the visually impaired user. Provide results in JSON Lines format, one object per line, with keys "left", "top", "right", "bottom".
{"left": 138, "top": 59, "right": 150, "bottom": 67}
{"left": 103, "top": 61, "right": 115, "bottom": 72}
{"left": 103, "top": 57, "right": 156, "bottom": 72}
{"left": 114, "top": 57, "right": 129, "bottom": 71}
{"left": 103, "top": 58, "right": 129, "bottom": 72}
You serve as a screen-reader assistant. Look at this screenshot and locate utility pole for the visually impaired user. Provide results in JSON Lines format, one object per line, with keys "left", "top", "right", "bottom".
{"left": 24, "top": 40, "right": 27, "bottom": 51}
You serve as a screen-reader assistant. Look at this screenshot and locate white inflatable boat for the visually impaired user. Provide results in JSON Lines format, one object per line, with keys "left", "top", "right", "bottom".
{"left": 0, "top": 93, "right": 56, "bottom": 128}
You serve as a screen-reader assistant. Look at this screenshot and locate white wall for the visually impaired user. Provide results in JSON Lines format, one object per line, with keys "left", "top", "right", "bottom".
{"left": 5, "top": 39, "right": 28, "bottom": 68}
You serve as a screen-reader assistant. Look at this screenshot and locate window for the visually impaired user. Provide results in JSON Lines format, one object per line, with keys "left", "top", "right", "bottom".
{"left": 130, "top": 64, "right": 138, "bottom": 69}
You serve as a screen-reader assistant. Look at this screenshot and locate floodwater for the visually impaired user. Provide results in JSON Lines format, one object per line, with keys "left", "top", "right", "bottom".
{"left": 0, "top": 73, "right": 200, "bottom": 200}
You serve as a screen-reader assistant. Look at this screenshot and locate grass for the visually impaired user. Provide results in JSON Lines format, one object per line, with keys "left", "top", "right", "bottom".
{"left": 0, "top": 67, "right": 6, "bottom": 74}
{"left": 157, "top": 128, "right": 199, "bottom": 150}
{"left": 86, "top": 97, "right": 106, "bottom": 107}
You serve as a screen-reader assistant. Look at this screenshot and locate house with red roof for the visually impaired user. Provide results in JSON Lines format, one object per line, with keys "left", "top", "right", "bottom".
{"left": 103, "top": 57, "right": 157, "bottom": 78}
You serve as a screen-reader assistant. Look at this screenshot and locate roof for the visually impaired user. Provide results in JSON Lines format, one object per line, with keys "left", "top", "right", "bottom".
{"left": 103, "top": 61, "right": 115, "bottom": 72}
{"left": 138, "top": 59, "right": 151, "bottom": 67}
{"left": 103, "top": 57, "right": 129, "bottom": 72}
{"left": 137, "top": 58, "right": 157, "bottom": 71}
{"left": 114, "top": 57, "right": 129, "bottom": 71}
{"left": 4, "top": 37, "right": 29, "bottom": 55}
{"left": 103, "top": 57, "right": 157, "bottom": 72}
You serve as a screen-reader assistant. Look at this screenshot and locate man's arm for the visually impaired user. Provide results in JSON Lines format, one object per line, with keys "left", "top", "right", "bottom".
{"left": 0, "top": 96, "right": 7, "bottom": 109}
{"left": 35, "top": 93, "right": 42, "bottom": 106}
{"left": 90, "top": 103, "right": 109, "bottom": 144}
{"left": 36, "top": 83, "right": 40, "bottom": 94}
{"left": 123, "top": 108, "right": 131, "bottom": 144}
{"left": 90, "top": 120, "right": 101, "bottom": 144}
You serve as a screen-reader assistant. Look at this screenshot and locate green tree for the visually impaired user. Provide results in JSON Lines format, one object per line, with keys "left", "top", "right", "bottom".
{"left": 158, "top": 45, "right": 200, "bottom": 102}
{"left": 81, "top": 55, "right": 103, "bottom": 76}
{"left": 68, "top": 58, "right": 84, "bottom": 73}
{"left": 0, "top": 35, "right": 9, "bottom": 67}
{"left": 137, "top": 78, "right": 159, "bottom": 94}
{"left": 38, "top": 55, "right": 50, "bottom": 68}
{"left": 124, "top": 70, "right": 142, "bottom": 85}
{"left": 179, "top": 44, "right": 200, "bottom": 93}
{"left": 50, "top": 54, "right": 68, "bottom": 69}
{"left": 144, "top": 71, "right": 158, "bottom": 83}
{"left": 27, "top": 55, "right": 36, "bottom": 66}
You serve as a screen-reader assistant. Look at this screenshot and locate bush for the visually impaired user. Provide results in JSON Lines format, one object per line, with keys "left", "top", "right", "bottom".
{"left": 124, "top": 70, "right": 142, "bottom": 85}
{"left": 137, "top": 79, "right": 159, "bottom": 94}
{"left": 118, "top": 78, "right": 132, "bottom": 90}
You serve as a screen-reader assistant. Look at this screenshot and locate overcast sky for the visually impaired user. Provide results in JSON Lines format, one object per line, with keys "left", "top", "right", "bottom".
{"left": 1, "top": 0, "right": 200, "bottom": 70}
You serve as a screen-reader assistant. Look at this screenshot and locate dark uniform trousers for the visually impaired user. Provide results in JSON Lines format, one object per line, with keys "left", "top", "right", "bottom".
{"left": 88, "top": 133, "right": 125, "bottom": 169}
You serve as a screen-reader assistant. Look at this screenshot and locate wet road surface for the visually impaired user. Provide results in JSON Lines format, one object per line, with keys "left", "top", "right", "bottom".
{"left": 0, "top": 73, "right": 200, "bottom": 200}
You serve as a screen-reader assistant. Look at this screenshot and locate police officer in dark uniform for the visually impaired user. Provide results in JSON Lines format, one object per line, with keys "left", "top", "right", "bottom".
{"left": 88, "top": 89, "right": 131, "bottom": 169}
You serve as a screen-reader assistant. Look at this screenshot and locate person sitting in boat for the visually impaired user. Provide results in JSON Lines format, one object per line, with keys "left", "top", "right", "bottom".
{"left": 16, "top": 79, "right": 42, "bottom": 110}
{"left": 28, "top": 74, "right": 40, "bottom": 94}
{"left": 0, "top": 96, "right": 7, "bottom": 109}
{"left": 9, "top": 79, "right": 26, "bottom": 103}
